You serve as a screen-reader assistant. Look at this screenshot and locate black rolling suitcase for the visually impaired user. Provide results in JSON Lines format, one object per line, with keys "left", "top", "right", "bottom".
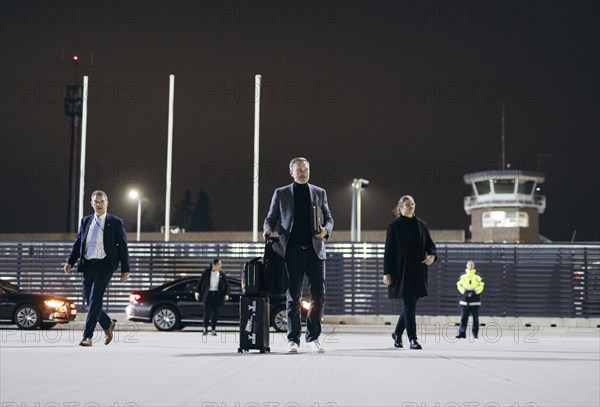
{"left": 238, "top": 296, "right": 270, "bottom": 353}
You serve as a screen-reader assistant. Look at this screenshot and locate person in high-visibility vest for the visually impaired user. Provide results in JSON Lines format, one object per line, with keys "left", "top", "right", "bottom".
{"left": 456, "top": 260, "right": 484, "bottom": 339}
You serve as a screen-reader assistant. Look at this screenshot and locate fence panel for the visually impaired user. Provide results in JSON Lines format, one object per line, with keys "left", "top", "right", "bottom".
{"left": 1, "top": 241, "right": 598, "bottom": 318}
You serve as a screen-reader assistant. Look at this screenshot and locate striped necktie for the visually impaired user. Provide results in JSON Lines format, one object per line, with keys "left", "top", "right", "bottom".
{"left": 86, "top": 217, "right": 101, "bottom": 258}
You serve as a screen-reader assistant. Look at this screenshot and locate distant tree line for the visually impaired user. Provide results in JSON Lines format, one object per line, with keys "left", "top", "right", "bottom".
{"left": 139, "top": 189, "right": 215, "bottom": 232}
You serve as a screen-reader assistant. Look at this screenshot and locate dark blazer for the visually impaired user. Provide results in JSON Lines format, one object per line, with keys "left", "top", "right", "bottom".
{"left": 263, "top": 183, "right": 334, "bottom": 260}
{"left": 195, "top": 269, "right": 230, "bottom": 305}
{"left": 67, "top": 213, "right": 130, "bottom": 273}
{"left": 384, "top": 215, "right": 437, "bottom": 299}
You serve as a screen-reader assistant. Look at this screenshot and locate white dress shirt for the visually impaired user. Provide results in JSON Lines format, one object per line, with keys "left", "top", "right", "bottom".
{"left": 84, "top": 213, "right": 107, "bottom": 260}
{"left": 209, "top": 270, "right": 220, "bottom": 291}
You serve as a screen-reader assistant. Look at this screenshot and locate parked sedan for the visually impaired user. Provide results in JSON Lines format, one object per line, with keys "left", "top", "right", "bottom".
{"left": 126, "top": 276, "right": 308, "bottom": 332}
{"left": 0, "top": 278, "right": 77, "bottom": 329}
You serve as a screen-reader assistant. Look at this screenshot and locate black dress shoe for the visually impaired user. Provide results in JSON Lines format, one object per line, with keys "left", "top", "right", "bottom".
{"left": 456, "top": 334, "right": 466, "bottom": 339}
{"left": 409, "top": 339, "right": 422, "bottom": 350}
{"left": 104, "top": 319, "right": 117, "bottom": 345}
{"left": 391, "top": 333, "right": 403, "bottom": 348}
{"left": 79, "top": 338, "right": 92, "bottom": 347}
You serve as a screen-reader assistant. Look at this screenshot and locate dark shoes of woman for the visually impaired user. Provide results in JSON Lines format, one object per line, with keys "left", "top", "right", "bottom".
{"left": 391, "top": 333, "right": 403, "bottom": 348}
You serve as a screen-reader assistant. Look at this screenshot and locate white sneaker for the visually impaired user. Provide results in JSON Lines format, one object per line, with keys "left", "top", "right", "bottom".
{"left": 287, "top": 341, "right": 299, "bottom": 353}
{"left": 306, "top": 339, "right": 325, "bottom": 352}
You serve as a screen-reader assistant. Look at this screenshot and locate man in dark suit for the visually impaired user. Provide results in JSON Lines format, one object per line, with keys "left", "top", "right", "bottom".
{"left": 64, "top": 190, "right": 130, "bottom": 347}
{"left": 194, "top": 258, "right": 230, "bottom": 335}
{"left": 264, "top": 157, "right": 334, "bottom": 353}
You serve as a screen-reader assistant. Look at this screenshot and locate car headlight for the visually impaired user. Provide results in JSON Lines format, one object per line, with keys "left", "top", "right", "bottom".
{"left": 44, "top": 300, "right": 65, "bottom": 309}
{"left": 301, "top": 300, "right": 310, "bottom": 310}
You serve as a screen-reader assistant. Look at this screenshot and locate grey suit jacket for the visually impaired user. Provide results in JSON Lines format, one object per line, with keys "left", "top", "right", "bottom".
{"left": 264, "top": 183, "right": 334, "bottom": 260}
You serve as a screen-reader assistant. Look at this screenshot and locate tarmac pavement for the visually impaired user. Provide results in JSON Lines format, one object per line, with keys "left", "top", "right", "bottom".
{"left": 1, "top": 322, "right": 598, "bottom": 407}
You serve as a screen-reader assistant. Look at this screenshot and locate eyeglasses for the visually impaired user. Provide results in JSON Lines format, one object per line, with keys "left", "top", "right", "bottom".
{"left": 92, "top": 201, "right": 106, "bottom": 205}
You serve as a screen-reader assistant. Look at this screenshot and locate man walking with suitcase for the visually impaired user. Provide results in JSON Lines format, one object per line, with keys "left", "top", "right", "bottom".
{"left": 264, "top": 157, "right": 334, "bottom": 352}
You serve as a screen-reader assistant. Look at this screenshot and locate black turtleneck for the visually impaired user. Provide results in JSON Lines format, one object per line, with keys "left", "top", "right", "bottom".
{"left": 399, "top": 215, "right": 419, "bottom": 261}
{"left": 289, "top": 182, "right": 312, "bottom": 245}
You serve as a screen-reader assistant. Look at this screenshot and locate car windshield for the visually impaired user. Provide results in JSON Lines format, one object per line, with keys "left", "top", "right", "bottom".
{"left": 0, "top": 279, "right": 21, "bottom": 293}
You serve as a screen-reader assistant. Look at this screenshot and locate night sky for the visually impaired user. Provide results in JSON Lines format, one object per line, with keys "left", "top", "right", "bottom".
{"left": 1, "top": 1, "right": 598, "bottom": 241}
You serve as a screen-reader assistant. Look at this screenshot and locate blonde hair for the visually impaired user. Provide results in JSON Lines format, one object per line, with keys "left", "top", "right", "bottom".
{"left": 392, "top": 195, "right": 414, "bottom": 218}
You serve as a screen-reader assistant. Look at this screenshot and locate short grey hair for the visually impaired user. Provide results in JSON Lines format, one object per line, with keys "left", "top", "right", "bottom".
{"left": 289, "top": 157, "right": 310, "bottom": 171}
{"left": 90, "top": 190, "right": 108, "bottom": 201}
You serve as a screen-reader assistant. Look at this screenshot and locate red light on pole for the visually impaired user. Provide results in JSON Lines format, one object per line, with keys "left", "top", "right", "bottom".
{"left": 73, "top": 55, "right": 78, "bottom": 61}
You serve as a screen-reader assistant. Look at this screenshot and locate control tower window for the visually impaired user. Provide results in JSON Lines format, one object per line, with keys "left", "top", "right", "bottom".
{"left": 475, "top": 181, "right": 491, "bottom": 195}
{"left": 482, "top": 211, "right": 529, "bottom": 228}
{"left": 517, "top": 180, "right": 535, "bottom": 195}
{"left": 493, "top": 179, "right": 515, "bottom": 194}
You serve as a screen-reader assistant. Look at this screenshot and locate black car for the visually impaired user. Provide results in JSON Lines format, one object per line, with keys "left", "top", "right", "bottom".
{"left": 126, "top": 276, "right": 308, "bottom": 332}
{"left": 0, "top": 278, "right": 77, "bottom": 329}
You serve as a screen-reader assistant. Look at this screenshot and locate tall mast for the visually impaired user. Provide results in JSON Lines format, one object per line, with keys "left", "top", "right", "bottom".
{"left": 501, "top": 105, "right": 506, "bottom": 169}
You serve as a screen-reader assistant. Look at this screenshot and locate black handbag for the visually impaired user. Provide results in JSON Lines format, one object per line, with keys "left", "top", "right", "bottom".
{"left": 241, "top": 257, "right": 266, "bottom": 295}
{"left": 263, "top": 237, "right": 288, "bottom": 295}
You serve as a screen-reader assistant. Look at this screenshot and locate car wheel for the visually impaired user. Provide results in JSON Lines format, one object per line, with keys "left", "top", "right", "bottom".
{"left": 270, "top": 305, "right": 287, "bottom": 332}
{"left": 152, "top": 306, "right": 180, "bottom": 331}
{"left": 14, "top": 304, "right": 42, "bottom": 330}
{"left": 41, "top": 322, "right": 58, "bottom": 329}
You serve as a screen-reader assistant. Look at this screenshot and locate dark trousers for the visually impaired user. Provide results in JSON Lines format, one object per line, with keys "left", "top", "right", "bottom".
{"left": 203, "top": 291, "right": 220, "bottom": 331}
{"left": 285, "top": 243, "right": 326, "bottom": 344}
{"left": 394, "top": 294, "right": 419, "bottom": 341}
{"left": 81, "top": 259, "right": 114, "bottom": 339}
{"left": 458, "top": 305, "right": 480, "bottom": 337}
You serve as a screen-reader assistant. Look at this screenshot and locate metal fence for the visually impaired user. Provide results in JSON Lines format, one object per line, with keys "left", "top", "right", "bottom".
{"left": 1, "top": 241, "right": 598, "bottom": 318}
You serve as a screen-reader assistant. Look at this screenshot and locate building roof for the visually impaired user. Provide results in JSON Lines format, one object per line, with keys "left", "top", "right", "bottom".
{"left": 463, "top": 170, "right": 545, "bottom": 184}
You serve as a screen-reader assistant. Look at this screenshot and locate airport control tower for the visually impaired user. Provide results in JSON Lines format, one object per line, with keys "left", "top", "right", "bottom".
{"left": 463, "top": 170, "right": 546, "bottom": 243}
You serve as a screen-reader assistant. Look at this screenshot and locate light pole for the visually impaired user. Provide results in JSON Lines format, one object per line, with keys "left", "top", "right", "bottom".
{"left": 350, "top": 178, "right": 369, "bottom": 242}
{"left": 64, "top": 82, "right": 82, "bottom": 232}
{"left": 129, "top": 190, "right": 142, "bottom": 242}
{"left": 252, "top": 74, "right": 261, "bottom": 242}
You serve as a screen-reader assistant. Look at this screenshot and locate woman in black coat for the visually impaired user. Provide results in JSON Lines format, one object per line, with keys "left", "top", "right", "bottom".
{"left": 194, "top": 258, "right": 230, "bottom": 335}
{"left": 383, "top": 195, "right": 437, "bottom": 350}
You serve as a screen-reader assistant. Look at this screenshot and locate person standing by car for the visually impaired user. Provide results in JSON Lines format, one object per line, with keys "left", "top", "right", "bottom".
{"left": 195, "top": 258, "right": 230, "bottom": 335}
{"left": 383, "top": 195, "right": 437, "bottom": 350}
{"left": 456, "top": 260, "right": 484, "bottom": 339}
{"left": 64, "top": 190, "right": 130, "bottom": 347}
{"left": 264, "top": 157, "right": 334, "bottom": 353}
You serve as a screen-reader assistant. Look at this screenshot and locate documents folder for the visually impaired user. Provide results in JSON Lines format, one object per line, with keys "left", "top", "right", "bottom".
{"left": 311, "top": 205, "right": 323, "bottom": 234}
